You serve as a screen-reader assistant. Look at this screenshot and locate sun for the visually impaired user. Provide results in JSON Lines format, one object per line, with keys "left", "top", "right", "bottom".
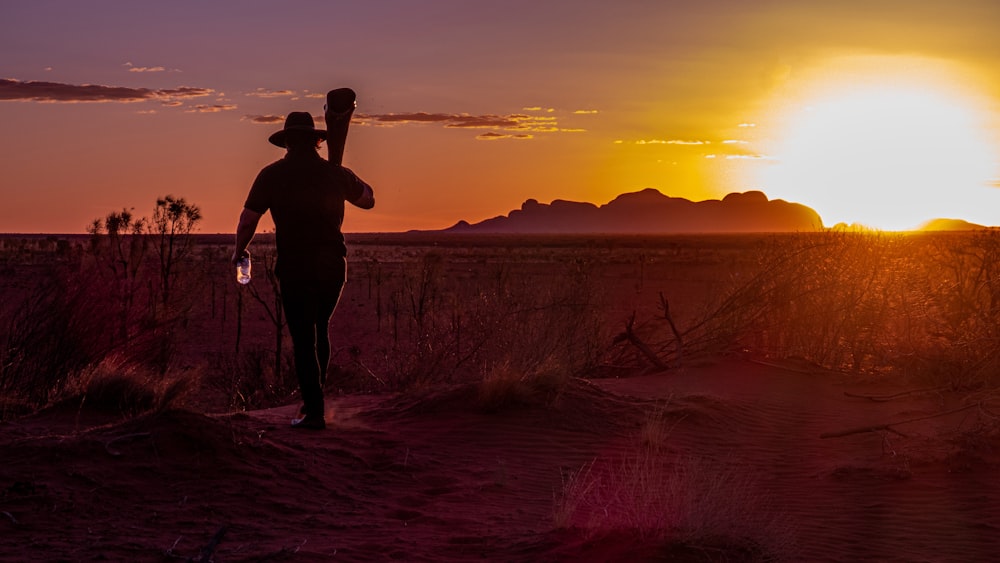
{"left": 756, "top": 57, "right": 1000, "bottom": 230}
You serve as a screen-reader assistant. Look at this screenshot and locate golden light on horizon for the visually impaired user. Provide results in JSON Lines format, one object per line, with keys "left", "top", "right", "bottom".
{"left": 756, "top": 56, "right": 1000, "bottom": 231}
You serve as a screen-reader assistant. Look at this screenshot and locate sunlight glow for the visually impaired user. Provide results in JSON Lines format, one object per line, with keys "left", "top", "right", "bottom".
{"left": 757, "top": 57, "right": 1000, "bottom": 230}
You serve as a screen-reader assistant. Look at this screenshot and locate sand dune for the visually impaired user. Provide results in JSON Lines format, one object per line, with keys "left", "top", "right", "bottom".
{"left": 1, "top": 358, "right": 998, "bottom": 561}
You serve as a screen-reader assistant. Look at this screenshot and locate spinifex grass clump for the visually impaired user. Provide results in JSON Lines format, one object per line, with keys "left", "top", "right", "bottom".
{"left": 60, "top": 356, "right": 191, "bottom": 417}
{"left": 553, "top": 450, "right": 791, "bottom": 557}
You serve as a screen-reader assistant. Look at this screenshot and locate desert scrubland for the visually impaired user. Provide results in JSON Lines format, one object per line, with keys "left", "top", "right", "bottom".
{"left": 1, "top": 230, "right": 999, "bottom": 561}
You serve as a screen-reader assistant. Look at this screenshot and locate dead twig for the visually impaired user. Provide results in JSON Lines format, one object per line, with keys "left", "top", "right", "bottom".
{"left": 821, "top": 402, "right": 980, "bottom": 439}
{"left": 658, "top": 292, "right": 683, "bottom": 367}
{"left": 614, "top": 313, "right": 668, "bottom": 371}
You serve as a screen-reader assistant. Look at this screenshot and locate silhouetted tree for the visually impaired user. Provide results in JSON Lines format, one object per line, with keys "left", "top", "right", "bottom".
{"left": 87, "top": 209, "right": 148, "bottom": 342}
{"left": 150, "top": 195, "right": 202, "bottom": 309}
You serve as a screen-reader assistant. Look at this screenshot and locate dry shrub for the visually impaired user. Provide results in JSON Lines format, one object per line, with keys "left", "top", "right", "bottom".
{"left": 553, "top": 451, "right": 793, "bottom": 558}
{"left": 211, "top": 345, "right": 298, "bottom": 411}
{"left": 59, "top": 356, "right": 192, "bottom": 417}
{"left": 619, "top": 230, "right": 1000, "bottom": 388}
{"left": 476, "top": 358, "right": 568, "bottom": 412}
{"left": 1, "top": 272, "right": 119, "bottom": 412}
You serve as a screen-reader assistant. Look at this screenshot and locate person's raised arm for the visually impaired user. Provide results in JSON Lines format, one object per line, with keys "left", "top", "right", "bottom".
{"left": 340, "top": 166, "right": 375, "bottom": 209}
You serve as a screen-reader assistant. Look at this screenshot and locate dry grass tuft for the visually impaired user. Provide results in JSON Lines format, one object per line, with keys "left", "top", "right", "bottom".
{"left": 553, "top": 450, "right": 795, "bottom": 558}
{"left": 638, "top": 397, "right": 681, "bottom": 451}
{"left": 59, "top": 356, "right": 193, "bottom": 417}
{"left": 476, "top": 358, "right": 568, "bottom": 412}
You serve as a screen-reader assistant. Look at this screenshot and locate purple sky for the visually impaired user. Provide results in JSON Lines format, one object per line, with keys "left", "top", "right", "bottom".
{"left": 3, "top": 0, "right": 1000, "bottom": 232}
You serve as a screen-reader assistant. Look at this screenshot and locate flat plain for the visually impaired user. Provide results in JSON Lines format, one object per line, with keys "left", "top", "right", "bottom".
{"left": 1, "top": 231, "right": 999, "bottom": 561}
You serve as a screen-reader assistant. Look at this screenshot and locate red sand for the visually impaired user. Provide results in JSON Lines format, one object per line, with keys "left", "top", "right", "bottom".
{"left": 2, "top": 357, "right": 999, "bottom": 561}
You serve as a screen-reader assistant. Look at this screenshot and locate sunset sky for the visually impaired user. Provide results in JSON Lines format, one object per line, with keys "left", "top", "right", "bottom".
{"left": 4, "top": 1, "right": 1000, "bottom": 233}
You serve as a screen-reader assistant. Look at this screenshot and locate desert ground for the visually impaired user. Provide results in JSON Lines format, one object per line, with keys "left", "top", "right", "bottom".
{"left": 2, "top": 232, "right": 999, "bottom": 561}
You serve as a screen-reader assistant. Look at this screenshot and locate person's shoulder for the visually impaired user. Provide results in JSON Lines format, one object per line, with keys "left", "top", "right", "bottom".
{"left": 259, "top": 158, "right": 288, "bottom": 174}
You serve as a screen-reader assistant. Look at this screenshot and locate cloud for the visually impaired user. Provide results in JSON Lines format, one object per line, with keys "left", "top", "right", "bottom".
{"left": 243, "top": 114, "right": 285, "bottom": 124}
{"left": 628, "top": 139, "right": 709, "bottom": 145}
{"left": 447, "top": 114, "right": 525, "bottom": 129}
{"left": 124, "top": 62, "right": 179, "bottom": 73}
{"left": 358, "top": 112, "right": 458, "bottom": 125}
{"left": 574, "top": 109, "right": 599, "bottom": 115}
{"left": 353, "top": 111, "right": 582, "bottom": 138}
{"left": 128, "top": 66, "right": 165, "bottom": 73}
{"left": 725, "top": 154, "right": 768, "bottom": 160}
{"left": 477, "top": 132, "right": 533, "bottom": 141}
{"left": 242, "top": 113, "right": 324, "bottom": 126}
{"left": 186, "top": 104, "right": 237, "bottom": 113}
{"left": 0, "top": 78, "right": 213, "bottom": 104}
{"left": 241, "top": 106, "right": 588, "bottom": 141}
{"left": 246, "top": 88, "right": 295, "bottom": 98}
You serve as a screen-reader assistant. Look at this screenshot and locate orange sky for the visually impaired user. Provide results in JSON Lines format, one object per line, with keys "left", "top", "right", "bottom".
{"left": 3, "top": 1, "right": 1000, "bottom": 233}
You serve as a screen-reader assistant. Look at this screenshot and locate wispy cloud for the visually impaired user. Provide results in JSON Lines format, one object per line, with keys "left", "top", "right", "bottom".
{"left": 246, "top": 87, "right": 295, "bottom": 98}
{"left": 245, "top": 108, "right": 586, "bottom": 141}
{"left": 725, "top": 154, "right": 768, "bottom": 160}
{"left": 242, "top": 114, "right": 285, "bottom": 124}
{"left": 352, "top": 110, "right": 584, "bottom": 140}
{"left": 574, "top": 109, "right": 599, "bottom": 115}
{"left": 0, "top": 78, "right": 212, "bottom": 104}
{"left": 617, "top": 134, "right": 766, "bottom": 161}
{"left": 186, "top": 104, "right": 237, "bottom": 113}
{"left": 622, "top": 139, "right": 709, "bottom": 145}
{"left": 477, "top": 132, "right": 533, "bottom": 141}
{"left": 124, "top": 62, "right": 179, "bottom": 73}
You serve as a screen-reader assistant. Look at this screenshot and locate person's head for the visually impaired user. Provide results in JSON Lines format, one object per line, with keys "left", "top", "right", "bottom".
{"left": 268, "top": 112, "right": 326, "bottom": 152}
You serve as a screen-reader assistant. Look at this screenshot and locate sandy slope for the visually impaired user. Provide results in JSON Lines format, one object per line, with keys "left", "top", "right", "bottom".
{"left": 1, "top": 358, "right": 998, "bottom": 562}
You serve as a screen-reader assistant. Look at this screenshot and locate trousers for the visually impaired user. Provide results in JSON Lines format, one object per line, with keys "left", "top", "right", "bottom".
{"left": 279, "top": 260, "right": 346, "bottom": 418}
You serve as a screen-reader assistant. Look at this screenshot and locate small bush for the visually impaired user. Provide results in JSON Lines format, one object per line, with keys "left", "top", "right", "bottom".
{"left": 476, "top": 358, "right": 568, "bottom": 412}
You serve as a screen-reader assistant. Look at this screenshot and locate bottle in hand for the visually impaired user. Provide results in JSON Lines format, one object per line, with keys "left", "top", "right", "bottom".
{"left": 236, "top": 257, "right": 251, "bottom": 285}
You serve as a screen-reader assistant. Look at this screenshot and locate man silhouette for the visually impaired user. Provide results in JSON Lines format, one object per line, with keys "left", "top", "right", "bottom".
{"left": 233, "top": 111, "right": 374, "bottom": 430}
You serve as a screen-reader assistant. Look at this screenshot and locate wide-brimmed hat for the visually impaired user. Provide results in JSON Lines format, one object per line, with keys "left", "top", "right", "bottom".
{"left": 268, "top": 112, "right": 327, "bottom": 148}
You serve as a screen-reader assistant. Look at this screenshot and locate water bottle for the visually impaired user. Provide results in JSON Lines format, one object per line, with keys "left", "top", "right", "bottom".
{"left": 236, "top": 257, "right": 251, "bottom": 285}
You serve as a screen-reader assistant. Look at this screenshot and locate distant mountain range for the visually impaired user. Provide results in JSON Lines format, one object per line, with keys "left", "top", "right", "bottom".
{"left": 441, "top": 189, "right": 824, "bottom": 234}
